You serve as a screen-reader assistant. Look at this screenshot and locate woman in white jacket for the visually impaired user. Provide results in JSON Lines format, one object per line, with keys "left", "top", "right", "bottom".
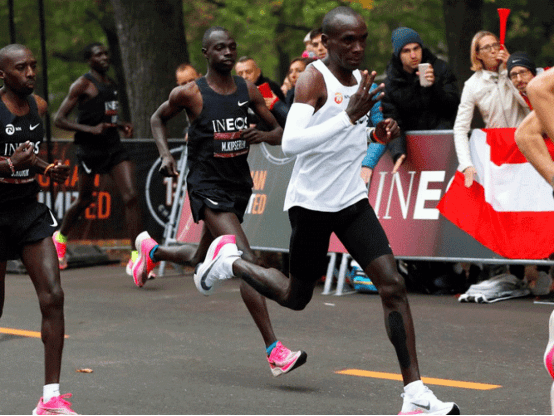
{"left": 453, "top": 30, "right": 529, "bottom": 187}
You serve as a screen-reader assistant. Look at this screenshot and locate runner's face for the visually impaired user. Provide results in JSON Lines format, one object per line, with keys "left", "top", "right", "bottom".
{"left": 88, "top": 45, "right": 110, "bottom": 73}
{"left": 324, "top": 16, "right": 368, "bottom": 70}
{"left": 205, "top": 32, "right": 237, "bottom": 73}
{"left": 0, "top": 48, "right": 37, "bottom": 96}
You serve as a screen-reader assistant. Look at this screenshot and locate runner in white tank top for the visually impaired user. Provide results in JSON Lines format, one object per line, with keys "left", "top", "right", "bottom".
{"left": 284, "top": 59, "right": 368, "bottom": 212}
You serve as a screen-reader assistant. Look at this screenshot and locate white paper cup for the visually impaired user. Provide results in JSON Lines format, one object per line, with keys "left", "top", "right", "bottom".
{"left": 418, "top": 63, "right": 431, "bottom": 87}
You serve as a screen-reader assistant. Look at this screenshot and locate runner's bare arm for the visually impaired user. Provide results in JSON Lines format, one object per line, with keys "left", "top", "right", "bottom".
{"left": 151, "top": 83, "right": 200, "bottom": 177}
{"left": 528, "top": 67, "right": 554, "bottom": 140}
{"left": 54, "top": 77, "right": 114, "bottom": 135}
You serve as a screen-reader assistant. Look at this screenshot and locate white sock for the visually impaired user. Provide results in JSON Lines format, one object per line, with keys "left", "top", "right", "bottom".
{"left": 404, "top": 380, "right": 425, "bottom": 397}
{"left": 43, "top": 383, "right": 60, "bottom": 402}
{"left": 223, "top": 255, "right": 240, "bottom": 278}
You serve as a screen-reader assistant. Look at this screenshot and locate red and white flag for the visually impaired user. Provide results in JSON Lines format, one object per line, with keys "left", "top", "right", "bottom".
{"left": 437, "top": 128, "right": 554, "bottom": 259}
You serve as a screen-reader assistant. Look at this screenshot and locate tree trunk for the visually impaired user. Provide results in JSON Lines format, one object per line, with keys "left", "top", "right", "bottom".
{"left": 110, "top": 0, "right": 189, "bottom": 138}
{"left": 443, "top": 0, "right": 483, "bottom": 91}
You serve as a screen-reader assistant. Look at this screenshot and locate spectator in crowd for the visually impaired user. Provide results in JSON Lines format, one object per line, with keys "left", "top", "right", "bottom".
{"left": 453, "top": 30, "right": 529, "bottom": 188}
{"left": 302, "top": 31, "right": 316, "bottom": 59}
{"left": 284, "top": 57, "right": 313, "bottom": 106}
{"left": 175, "top": 63, "right": 201, "bottom": 86}
{"left": 360, "top": 84, "right": 387, "bottom": 185}
{"left": 381, "top": 27, "right": 460, "bottom": 179}
{"left": 507, "top": 51, "right": 549, "bottom": 110}
{"left": 454, "top": 32, "right": 545, "bottom": 291}
{"left": 309, "top": 28, "right": 327, "bottom": 60}
{"left": 235, "top": 56, "right": 285, "bottom": 101}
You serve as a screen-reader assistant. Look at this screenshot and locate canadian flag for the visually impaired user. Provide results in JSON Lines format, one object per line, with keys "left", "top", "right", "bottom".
{"left": 437, "top": 128, "right": 554, "bottom": 259}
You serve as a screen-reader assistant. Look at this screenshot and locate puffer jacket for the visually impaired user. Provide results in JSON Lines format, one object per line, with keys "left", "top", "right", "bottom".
{"left": 382, "top": 48, "right": 460, "bottom": 162}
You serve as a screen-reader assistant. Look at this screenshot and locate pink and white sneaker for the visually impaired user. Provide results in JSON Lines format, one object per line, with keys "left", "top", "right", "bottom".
{"left": 52, "top": 231, "right": 68, "bottom": 270}
{"left": 131, "top": 231, "right": 159, "bottom": 287}
{"left": 193, "top": 235, "right": 241, "bottom": 296}
{"left": 126, "top": 258, "right": 156, "bottom": 280}
{"left": 544, "top": 310, "right": 554, "bottom": 379}
{"left": 267, "top": 341, "right": 307, "bottom": 377}
{"left": 33, "top": 393, "right": 77, "bottom": 415}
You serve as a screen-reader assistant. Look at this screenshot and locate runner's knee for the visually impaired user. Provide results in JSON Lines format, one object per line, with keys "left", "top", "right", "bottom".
{"left": 378, "top": 271, "right": 408, "bottom": 306}
{"left": 38, "top": 286, "right": 64, "bottom": 315}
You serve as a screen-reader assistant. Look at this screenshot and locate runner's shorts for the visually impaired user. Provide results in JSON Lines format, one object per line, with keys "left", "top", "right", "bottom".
{"left": 75, "top": 143, "right": 131, "bottom": 175}
{"left": 189, "top": 188, "right": 252, "bottom": 224}
{"left": 288, "top": 198, "right": 392, "bottom": 282}
{"left": 0, "top": 201, "right": 57, "bottom": 261}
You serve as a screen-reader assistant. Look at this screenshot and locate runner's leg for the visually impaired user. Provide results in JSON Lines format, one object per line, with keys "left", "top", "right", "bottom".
{"left": 20, "top": 238, "right": 64, "bottom": 385}
{"left": 58, "top": 172, "right": 96, "bottom": 237}
{"left": 109, "top": 160, "right": 141, "bottom": 244}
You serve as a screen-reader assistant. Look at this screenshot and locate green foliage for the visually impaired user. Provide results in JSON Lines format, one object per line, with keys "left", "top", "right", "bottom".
{"left": 482, "top": 0, "right": 554, "bottom": 67}
{"left": 2, "top": 0, "right": 553, "bottom": 117}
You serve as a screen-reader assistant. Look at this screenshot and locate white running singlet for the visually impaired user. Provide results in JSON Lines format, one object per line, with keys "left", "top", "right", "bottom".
{"left": 284, "top": 59, "right": 369, "bottom": 212}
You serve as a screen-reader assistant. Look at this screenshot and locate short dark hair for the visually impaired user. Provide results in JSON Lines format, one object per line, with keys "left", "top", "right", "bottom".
{"left": 0, "top": 44, "right": 28, "bottom": 69}
{"left": 202, "top": 26, "right": 228, "bottom": 49}
{"left": 237, "top": 56, "right": 255, "bottom": 64}
{"left": 322, "top": 6, "right": 360, "bottom": 37}
{"left": 83, "top": 42, "right": 104, "bottom": 61}
{"left": 310, "top": 28, "right": 323, "bottom": 40}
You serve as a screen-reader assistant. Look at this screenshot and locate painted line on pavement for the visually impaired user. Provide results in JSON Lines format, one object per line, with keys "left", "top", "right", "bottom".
{"left": 0, "top": 327, "right": 69, "bottom": 339}
{"left": 336, "top": 369, "right": 501, "bottom": 390}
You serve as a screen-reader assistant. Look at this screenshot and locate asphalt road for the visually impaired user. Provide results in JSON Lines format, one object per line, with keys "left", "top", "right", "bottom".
{"left": 0, "top": 263, "right": 551, "bottom": 415}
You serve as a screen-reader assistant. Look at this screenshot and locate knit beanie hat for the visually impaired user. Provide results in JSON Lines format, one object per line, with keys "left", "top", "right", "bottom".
{"left": 507, "top": 52, "right": 537, "bottom": 76}
{"left": 391, "top": 27, "right": 423, "bottom": 57}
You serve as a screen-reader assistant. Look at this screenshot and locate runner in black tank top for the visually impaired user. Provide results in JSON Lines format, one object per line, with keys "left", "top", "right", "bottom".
{"left": 53, "top": 43, "right": 141, "bottom": 273}
{"left": 134, "top": 27, "right": 307, "bottom": 377}
{"left": 0, "top": 43, "right": 76, "bottom": 414}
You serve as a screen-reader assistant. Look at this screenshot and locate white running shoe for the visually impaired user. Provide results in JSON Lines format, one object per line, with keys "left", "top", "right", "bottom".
{"left": 194, "top": 235, "right": 241, "bottom": 296}
{"left": 399, "top": 385, "right": 460, "bottom": 415}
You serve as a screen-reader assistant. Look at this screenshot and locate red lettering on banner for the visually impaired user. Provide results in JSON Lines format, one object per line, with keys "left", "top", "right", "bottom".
{"left": 251, "top": 194, "right": 267, "bottom": 214}
{"left": 251, "top": 170, "right": 267, "bottom": 191}
{"left": 69, "top": 166, "right": 79, "bottom": 187}
{"left": 97, "top": 192, "right": 111, "bottom": 219}
{"left": 37, "top": 174, "right": 50, "bottom": 187}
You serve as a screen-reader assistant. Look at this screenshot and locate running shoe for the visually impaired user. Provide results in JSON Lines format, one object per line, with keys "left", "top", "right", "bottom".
{"left": 194, "top": 235, "right": 241, "bottom": 296}
{"left": 544, "top": 310, "right": 554, "bottom": 379}
{"left": 126, "top": 258, "right": 156, "bottom": 280}
{"left": 399, "top": 386, "right": 460, "bottom": 415}
{"left": 131, "top": 231, "right": 158, "bottom": 287}
{"left": 267, "top": 341, "right": 307, "bottom": 377}
{"left": 32, "top": 393, "right": 77, "bottom": 415}
{"left": 52, "top": 231, "right": 68, "bottom": 270}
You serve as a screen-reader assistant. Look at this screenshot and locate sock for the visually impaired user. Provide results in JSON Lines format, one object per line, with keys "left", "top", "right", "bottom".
{"left": 404, "top": 380, "right": 425, "bottom": 397}
{"left": 55, "top": 232, "right": 67, "bottom": 244}
{"left": 43, "top": 383, "right": 60, "bottom": 402}
{"left": 222, "top": 255, "right": 240, "bottom": 277}
{"left": 131, "top": 250, "right": 139, "bottom": 262}
{"left": 150, "top": 245, "right": 159, "bottom": 262}
{"left": 266, "top": 340, "right": 278, "bottom": 355}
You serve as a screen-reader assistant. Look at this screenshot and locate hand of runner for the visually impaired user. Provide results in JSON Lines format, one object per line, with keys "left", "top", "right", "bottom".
{"left": 159, "top": 155, "right": 179, "bottom": 177}
{"left": 10, "top": 141, "right": 36, "bottom": 170}
{"left": 374, "top": 118, "right": 400, "bottom": 144}
{"left": 49, "top": 161, "right": 71, "bottom": 183}
{"left": 89, "top": 122, "right": 117, "bottom": 135}
{"left": 346, "top": 70, "right": 384, "bottom": 124}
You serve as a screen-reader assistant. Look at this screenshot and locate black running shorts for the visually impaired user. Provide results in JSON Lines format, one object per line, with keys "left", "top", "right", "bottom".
{"left": 288, "top": 198, "right": 392, "bottom": 282}
{"left": 75, "top": 143, "right": 130, "bottom": 175}
{"left": 189, "top": 188, "right": 252, "bottom": 224}
{"left": 0, "top": 201, "right": 57, "bottom": 261}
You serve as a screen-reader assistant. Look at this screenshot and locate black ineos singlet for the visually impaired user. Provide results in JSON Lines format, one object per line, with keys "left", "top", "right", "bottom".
{"left": 186, "top": 76, "right": 253, "bottom": 193}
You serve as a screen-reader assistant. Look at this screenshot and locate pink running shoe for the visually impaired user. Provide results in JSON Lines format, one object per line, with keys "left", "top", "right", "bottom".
{"left": 267, "top": 341, "right": 307, "bottom": 377}
{"left": 52, "top": 231, "right": 68, "bottom": 270}
{"left": 126, "top": 258, "right": 156, "bottom": 280}
{"left": 545, "top": 310, "right": 554, "bottom": 379}
{"left": 131, "top": 231, "right": 158, "bottom": 287}
{"left": 33, "top": 393, "right": 77, "bottom": 415}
